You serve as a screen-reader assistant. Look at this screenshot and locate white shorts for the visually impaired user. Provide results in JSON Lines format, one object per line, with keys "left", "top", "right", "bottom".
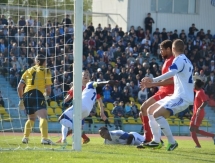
{"left": 59, "top": 118, "right": 73, "bottom": 130}
{"left": 156, "top": 96, "right": 189, "bottom": 115}
{"left": 63, "top": 104, "right": 91, "bottom": 120}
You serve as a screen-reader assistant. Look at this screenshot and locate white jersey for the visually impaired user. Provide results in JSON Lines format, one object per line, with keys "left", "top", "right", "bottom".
{"left": 170, "top": 54, "right": 194, "bottom": 104}
{"left": 63, "top": 82, "right": 97, "bottom": 120}
{"left": 104, "top": 130, "right": 128, "bottom": 145}
{"left": 128, "top": 132, "right": 145, "bottom": 145}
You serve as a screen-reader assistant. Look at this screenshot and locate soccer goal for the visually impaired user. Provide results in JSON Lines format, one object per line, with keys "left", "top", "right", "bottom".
{"left": 0, "top": 0, "right": 84, "bottom": 151}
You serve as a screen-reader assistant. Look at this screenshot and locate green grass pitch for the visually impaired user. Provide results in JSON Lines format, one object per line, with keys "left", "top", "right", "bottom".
{"left": 0, "top": 134, "right": 215, "bottom": 163}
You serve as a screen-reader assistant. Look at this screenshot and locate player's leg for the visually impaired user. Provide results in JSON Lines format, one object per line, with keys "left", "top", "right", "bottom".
{"left": 192, "top": 113, "right": 215, "bottom": 143}
{"left": 22, "top": 91, "right": 36, "bottom": 143}
{"left": 190, "top": 118, "right": 201, "bottom": 148}
{"left": 59, "top": 118, "right": 73, "bottom": 143}
{"left": 140, "top": 96, "right": 157, "bottom": 142}
{"left": 22, "top": 114, "right": 36, "bottom": 143}
{"left": 36, "top": 108, "right": 54, "bottom": 144}
{"left": 82, "top": 119, "right": 90, "bottom": 144}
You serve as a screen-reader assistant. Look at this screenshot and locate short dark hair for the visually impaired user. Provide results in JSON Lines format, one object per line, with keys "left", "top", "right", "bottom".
{"left": 195, "top": 79, "right": 204, "bottom": 88}
{"left": 99, "top": 126, "right": 108, "bottom": 132}
{"left": 160, "top": 40, "right": 172, "bottom": 50}
{"left": 35, "top": 54, "right": 46, "bottom": 66}
{"left": 127, "top": 134, "right": 134, "bottom": 145}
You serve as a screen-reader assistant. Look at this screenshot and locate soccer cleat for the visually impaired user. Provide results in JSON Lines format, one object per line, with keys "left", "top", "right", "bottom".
{"left": 136, "top": 143, "right": 146, "bottom": 149}
{"left": 82, "top": 138, "right": 90, "bottom": 144}
{"left": 143, "top": 141, "right": 162, "bottom": 149}
{"left": 41, "top": 138, "right": 55, "bottom": 145}
{"left": 61, "top": 139, "right": 67, "bottom": 144}
{"left": 166, "top": 141, "right": 178, "bottom": 151}
{"left": 22, "top": 137, "right": 29, "bottom": 144}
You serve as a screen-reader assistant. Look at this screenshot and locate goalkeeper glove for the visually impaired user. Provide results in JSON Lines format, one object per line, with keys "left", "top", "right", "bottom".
{"left": 18, "top": 99, "right": 25, "bottom": 110}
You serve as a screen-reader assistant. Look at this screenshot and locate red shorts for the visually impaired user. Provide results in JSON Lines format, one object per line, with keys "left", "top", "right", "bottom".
{"left": 153, "top": 91, "right": 171, "bottom": 101}
{"left": 190, "top": 113, "right": 205, "bottom": 127}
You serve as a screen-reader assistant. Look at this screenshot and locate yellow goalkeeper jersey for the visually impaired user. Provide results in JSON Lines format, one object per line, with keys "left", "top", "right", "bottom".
{"left": 21, "top": 65, "right": 52, "bottom": 94}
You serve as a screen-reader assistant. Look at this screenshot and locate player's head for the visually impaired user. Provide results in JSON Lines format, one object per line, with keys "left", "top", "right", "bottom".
{"left": 82, "top": 70, "right": 90, "bottom": 85}
{"left": 160, "top": 40, "right": 172, "bottom": 59}
{"left": 99, "top": 126, "right": 111, "bottom": 140}
{"left": 172, "top": 39, "right": 185, "bottom": 56}
{"left": 194, "top": 79, "right": 204, "bottom": 90}
{"left": 126, "top": 134, "right": 134, "bottom": 145}
{"left": 35, "top": 54, "right": 46, "bottom": 66}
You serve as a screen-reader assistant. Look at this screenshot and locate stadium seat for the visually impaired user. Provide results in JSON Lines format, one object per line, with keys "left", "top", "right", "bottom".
{"left": 106, "top": 103, "right": 114, "bottom": 110}
{"left": 49, "top": 115, "right": 58, "bottom": 122}
{"left": 47, "top": 107, "right": 55, "bottom": 115}
{"left": 92, "top": 116, "right": 100, "bottom": 123}
{"left": 0, "top": 107, "right": 7, "bottom": 114}
{"left": 55, "top": 107, "right": 62, "bottom": 116}
{"left": 50, "top": 101, "right": 59, "bottom": 108}
{"left": 108, "top": 117, "right": 114, "bottom": 123}
{"left": 201, "top": 120, "right": 212, "bottom": 127}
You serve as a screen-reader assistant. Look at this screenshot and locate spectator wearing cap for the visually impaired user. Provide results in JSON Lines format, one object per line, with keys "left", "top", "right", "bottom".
{"left": 8, "top": 16, "right": 14, "bottom": 25}
{"left": 209, "top": 60, "right": 215, "bottom": 72}
{"left": 102, "top": 84, "right": 114, "bottom": 103}
{"left": 111, "top": 101, "right": 124, "bottom": 130}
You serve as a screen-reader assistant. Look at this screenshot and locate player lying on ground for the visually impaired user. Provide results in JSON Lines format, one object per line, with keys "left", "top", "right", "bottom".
{"left": 99, "top": 126, "right": 145, "bottom": 145}
{"left": 139, "top": 40, "right": 174, "bottom": 144}
{"left": 58, "top": 80, "right": 117, "bottom": 143}
{"left": 140, "top": 39, "right": 194, "bottom": 151}
{"left": 17, "top": 54, "right": 54, "bottom": 145}
{"left": 56, "top": 70, "right": 90, "bottom": 144}
{"left": 190, "top": 79, "right": 215, "bottom": 148}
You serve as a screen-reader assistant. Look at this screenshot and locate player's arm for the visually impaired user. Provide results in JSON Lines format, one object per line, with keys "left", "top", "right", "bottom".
{"left": 142, "top": 78, "right": 173, "bottom": 88}
{"left": 17, "top": 75, "right": 26, "bottom": 110}
{"left": 63, "top": 94, "right": 73, "bottom": 103}
{"left": 93, "top": 80, "right": 118, "bottom": 88}
{"left": 97, "top": 96, "right": 107, "bottom": 121}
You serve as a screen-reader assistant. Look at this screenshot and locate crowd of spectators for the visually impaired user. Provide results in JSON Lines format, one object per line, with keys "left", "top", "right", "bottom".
{"left": 0, "top": 13, "right": 215, "bottom": 124}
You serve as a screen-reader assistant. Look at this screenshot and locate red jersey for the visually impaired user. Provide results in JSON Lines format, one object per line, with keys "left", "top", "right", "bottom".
{"left": 158, "top": 56, "right": 174, "bottom": 94}
{"left": 67, "top": 86, "right": 101, "bottom": 99}
{"left": 193, "top": 89, "right": 207, "bottom": 114}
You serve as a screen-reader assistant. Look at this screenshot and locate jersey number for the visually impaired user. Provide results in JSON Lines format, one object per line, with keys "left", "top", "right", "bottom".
{"left": 188, "top": 67, "right": 193, "bottom": 83}
{"left": 31, "top": 72, "right": 36, "bottom": 85}
{"left": 91, "top": 92, "right": 96, "bottom": 101}
{"left": 184, "top": 59, "right": 193, "bottom": 83}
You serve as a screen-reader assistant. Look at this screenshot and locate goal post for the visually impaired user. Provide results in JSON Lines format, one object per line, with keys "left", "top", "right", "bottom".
{"left": 72, "top": 0, "right": 83, "bottom": 151}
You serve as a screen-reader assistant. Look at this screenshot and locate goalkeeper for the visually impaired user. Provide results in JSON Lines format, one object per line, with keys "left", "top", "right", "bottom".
{"left": 17, "top": 54, "right": 54, "bottom": 145}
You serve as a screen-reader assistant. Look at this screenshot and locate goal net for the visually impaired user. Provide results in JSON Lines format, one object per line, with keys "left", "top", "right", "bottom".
{"left": 0, "top": 0, "right": 87, "bottom": 151}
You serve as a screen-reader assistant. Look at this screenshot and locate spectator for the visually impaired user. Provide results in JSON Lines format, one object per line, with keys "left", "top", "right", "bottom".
{"left": 102, "top": 84, "right": 114, "bottom": 103}
{"left": 188, "top": 23, "right": 198, "bottom": 40}
{"left": 137, "top": 88, "right": 148, "bottom": 104}
{"left": 62, "top": 14, "right": 71, "bottom": 27}
{"left": 144, "top": 13, "right": 154, "bottom": 34}
{"left": 130, "top": 101, "right": 139, "bottom": 119}
{"left": 124, "top": 101, "right": 133, "bottom": 117}
{"left": 111, "top": 101, "right": 124, "bottom": 130}
{"left": 0, "top": 96, "right": 4, "bottom": 107}
{"left": 111, "top": 85, "right": 121, "bottom": 102}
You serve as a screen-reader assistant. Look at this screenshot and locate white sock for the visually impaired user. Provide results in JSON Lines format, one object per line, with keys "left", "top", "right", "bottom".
{"left": 156, "top": 116, "right": 175, "bottom": 144}
{"left": 148, "top": 114, "right": 161, "bottom": 143}
{"left": 61, "top": 125, "right": 68, "bottom": 141}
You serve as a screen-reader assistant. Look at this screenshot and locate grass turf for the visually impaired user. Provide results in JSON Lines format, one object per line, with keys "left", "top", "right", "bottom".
{"left": 0, "top": 135, "right": 215, "bottom": 163}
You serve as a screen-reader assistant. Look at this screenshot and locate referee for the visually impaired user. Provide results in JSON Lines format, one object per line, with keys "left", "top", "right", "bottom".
{"left": 17, "top": 54, "right": 54, "bottom": 145}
